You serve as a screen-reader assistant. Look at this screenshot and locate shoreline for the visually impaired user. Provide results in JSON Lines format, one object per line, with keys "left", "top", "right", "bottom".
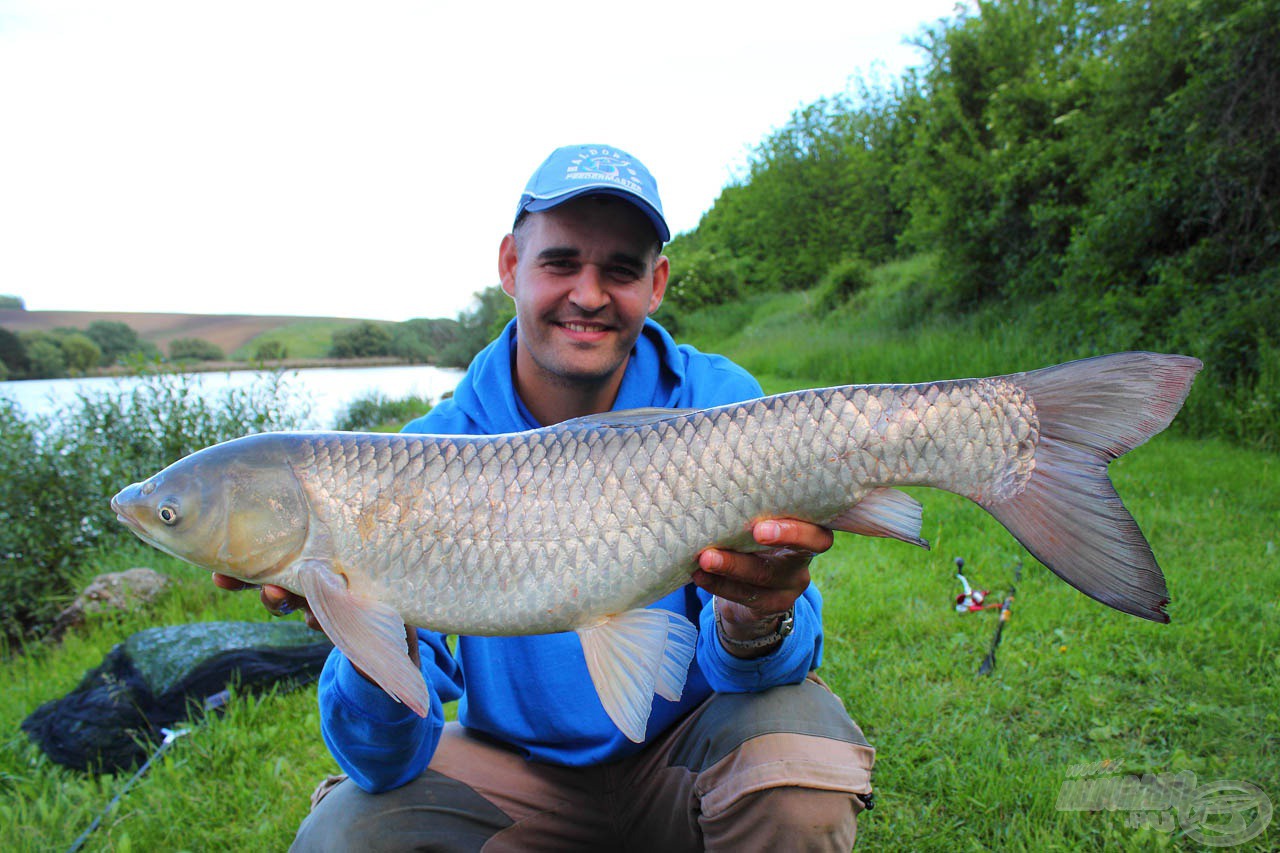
{"left": 4, "top": 356, "right": 458, "bottom": 383}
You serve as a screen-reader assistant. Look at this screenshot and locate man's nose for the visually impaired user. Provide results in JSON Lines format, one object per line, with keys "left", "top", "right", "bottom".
{"left": 568, "top": 266, "right": 608, "bottom": 312}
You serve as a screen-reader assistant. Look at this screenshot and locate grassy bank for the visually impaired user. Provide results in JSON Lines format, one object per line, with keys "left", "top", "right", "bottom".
{"left": 2, "top": 267, "right": 1276, "bottom": 850}
{"left": 2, "top": 438, "right": 1273, "bottom": 851}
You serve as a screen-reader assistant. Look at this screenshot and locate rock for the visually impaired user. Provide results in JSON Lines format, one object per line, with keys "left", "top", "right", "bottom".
{"left": 47, "top": 568, "right": 171, "bottom": 641}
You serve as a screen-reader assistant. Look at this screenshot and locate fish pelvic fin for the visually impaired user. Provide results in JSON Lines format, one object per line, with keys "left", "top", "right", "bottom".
{"left": 827, "top": 487, "right": 929, "bottom": 549}
{"left": 983, "top": 352, "right": 1202, "bottom": 623}
{"left": 296, "top": 559, "right": 431, "bottom": 716}
{"left": 576, "top": 608, "right": 697, "bottom": 743}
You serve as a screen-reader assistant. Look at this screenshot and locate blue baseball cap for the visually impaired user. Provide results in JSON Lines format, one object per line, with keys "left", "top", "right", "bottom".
{"left": 514, "top": 144, "right": 671, "bottom": 243}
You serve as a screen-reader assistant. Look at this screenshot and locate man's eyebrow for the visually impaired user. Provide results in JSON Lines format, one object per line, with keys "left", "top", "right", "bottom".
{"left": 535, "top": 247, "right": 648, "bottom": 269}
{"left": 536, "top": 247, "right": 580, "bottom": 261}
{"left": 607, "top": 251, "right": 647, "bottom": 270}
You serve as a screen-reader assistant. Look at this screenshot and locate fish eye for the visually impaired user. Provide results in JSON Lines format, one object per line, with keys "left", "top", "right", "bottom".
{"left": 157, "top": 504, "right": 180, "bottom": 526}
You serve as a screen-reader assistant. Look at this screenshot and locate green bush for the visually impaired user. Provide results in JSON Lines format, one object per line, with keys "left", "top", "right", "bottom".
{"left": 0, "top": 372, "right": 309, "bottom": 641}
{"left": 169, "top": 337, "right": 225, "bottom": 361}
{"left": 335, "top": 392, "right": 434, "bottom": 432}
{"left": 330, "top": 322, "right": 394, "bottom": 358}
{"left": 655, "top": 247, "right": 746, "bottom": 334}
{"left": 254, "top": 340, "right": 289, "bottom": 361}
{"left": 813, "top": 256, "right": 874, "bottom": 315}
{"left": 391, "top": 318, "right": 463, "bottom": 363}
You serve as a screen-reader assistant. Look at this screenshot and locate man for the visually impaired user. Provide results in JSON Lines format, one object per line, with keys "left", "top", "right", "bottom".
{"left": 218, "top": 144, "right": 874, "bottom": 850}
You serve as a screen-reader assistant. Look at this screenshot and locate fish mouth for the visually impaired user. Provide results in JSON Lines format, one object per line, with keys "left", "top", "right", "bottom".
{"left": 111, "top": 493, "right": 187, "bottom": 563}
{"left": 111, "top": 488, "right": 147, "bottom": 536}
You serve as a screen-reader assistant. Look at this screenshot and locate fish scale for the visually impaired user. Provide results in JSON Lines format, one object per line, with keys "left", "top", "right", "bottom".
{"left": 112, "top": 352, "right": 1201, "bottom": 741}
{"left": 298, "top": 380, "right": 1011, "bottom": 636}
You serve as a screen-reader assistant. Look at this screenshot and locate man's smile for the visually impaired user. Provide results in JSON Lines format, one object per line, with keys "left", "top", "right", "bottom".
{"left": 555, "top": 320, "right": 613, "bottom": 340}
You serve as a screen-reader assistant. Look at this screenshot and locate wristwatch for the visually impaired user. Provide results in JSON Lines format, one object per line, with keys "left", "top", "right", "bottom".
{"left": 715, "top": 602, "right": 795, "bottom": 652}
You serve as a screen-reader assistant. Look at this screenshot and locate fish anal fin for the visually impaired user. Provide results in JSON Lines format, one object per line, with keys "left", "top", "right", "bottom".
{"left": 828, "top": 487, "right": 929, "bottom": 549}
{"left": 576, "top": 609, "right": 696, "bottom": 743}
{"left": 295, "top": 560, "right": 430, "bottom": 716}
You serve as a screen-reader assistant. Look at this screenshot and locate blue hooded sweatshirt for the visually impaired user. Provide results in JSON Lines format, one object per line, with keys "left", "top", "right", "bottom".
{"left": 317, "top": 319, "right": 826, "bottom": 792}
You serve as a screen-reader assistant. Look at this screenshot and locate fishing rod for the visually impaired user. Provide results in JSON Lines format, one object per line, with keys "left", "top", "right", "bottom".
{"left": 978, "top": 560, "right": 1022, "bottom": 676}
{"left": 952, "top": 557, "right": 1022, "bottom": 675}
{"left": 66, "top": 725, "right": 193, "bottom": 853}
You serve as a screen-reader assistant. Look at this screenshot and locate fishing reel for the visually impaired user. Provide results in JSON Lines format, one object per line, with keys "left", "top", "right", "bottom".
{"left": 952, "top": 557, "right": 999, "bottom": 613}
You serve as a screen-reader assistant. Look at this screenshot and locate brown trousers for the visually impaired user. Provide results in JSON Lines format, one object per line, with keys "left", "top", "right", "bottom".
{"left": 292, "top": 676, "right": 874, "bottom": 852}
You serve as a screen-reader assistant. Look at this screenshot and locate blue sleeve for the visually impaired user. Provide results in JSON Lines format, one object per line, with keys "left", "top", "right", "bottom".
{"left": 694, "top": 585, "right": 825, "bottom": 693}
{"left": 317, "top": 629, "right": 464, "bottom": 793}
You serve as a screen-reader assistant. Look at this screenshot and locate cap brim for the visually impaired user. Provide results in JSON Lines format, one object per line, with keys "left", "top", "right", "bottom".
{"left": 521, "top": 187, "right": 670, "bottom": 243}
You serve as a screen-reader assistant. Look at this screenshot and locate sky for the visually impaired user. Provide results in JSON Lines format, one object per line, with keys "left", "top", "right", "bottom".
{"left": 0, "top": 1, "right": 962, "bottom": 323}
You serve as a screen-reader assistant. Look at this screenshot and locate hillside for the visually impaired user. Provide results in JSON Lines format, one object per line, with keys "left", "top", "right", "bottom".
{"left": 0, "top": 309, "right": 367, "bottom": 357}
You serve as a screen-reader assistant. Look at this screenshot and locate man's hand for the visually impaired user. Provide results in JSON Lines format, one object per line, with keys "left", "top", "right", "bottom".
{"left": 691, "top": 519, "right": 833, "bottom": 657}
{"left": 211, "top": 573, "right": 420, "bottom": 678}
{"left": 211, "top": 573, "right": 322, "bottom": 631}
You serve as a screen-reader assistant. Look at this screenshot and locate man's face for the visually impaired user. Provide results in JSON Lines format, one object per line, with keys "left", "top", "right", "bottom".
{"left": 500, "top": 195, "right": 669, "bottom": 391}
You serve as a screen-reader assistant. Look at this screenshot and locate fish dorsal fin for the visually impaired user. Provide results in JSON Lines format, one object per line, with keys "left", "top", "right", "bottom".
{"left": 296, "top": 559, "right": 431, "bottom": 717}
{"left": 828, "top": 487, "right": 930, "bottom": 549}
{"left": 560, "top": 407, "right": 699, "bottom": 430}
{"left": 576, "top": 609, "right": 697, "bottom": 742}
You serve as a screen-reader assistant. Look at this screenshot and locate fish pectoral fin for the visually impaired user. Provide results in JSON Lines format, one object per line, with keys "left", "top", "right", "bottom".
{"left": 295, "top": 560, "right": 430, "bottom": 717}
{"left": 827, "top": 487, "right": 930, "bottom": 548}
{"left": 576, "top": 609, "right": 697, "bottom": 743}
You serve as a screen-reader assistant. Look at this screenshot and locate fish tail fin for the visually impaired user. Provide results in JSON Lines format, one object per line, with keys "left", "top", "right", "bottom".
{"left": 981, "top": 352, "right": 1202, "bottom": 623}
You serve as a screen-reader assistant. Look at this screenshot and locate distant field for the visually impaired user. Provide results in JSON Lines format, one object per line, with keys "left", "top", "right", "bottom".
{"left": 0, "top": 309, "right": 379, "bottom": 359}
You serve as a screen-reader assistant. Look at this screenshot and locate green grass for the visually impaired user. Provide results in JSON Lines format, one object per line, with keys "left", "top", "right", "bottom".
{"left": 816, "top": 433, "right": 1278, "bottom": 850}
{"left": 0, "top": 543, "right": 333, "bottom": 852}
{"left": 3, "top": 265, "right": 1276, "bottom": 850}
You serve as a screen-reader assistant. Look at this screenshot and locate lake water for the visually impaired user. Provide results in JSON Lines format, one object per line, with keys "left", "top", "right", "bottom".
{"left": 0, "top": 364, "right": 464, "bottom": 429}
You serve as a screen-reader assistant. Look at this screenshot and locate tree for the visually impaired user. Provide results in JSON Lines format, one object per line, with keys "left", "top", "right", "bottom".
{"left": 439, "top": 286, "right": 514, "bottom": 367}
{"left": 23, "top": 335, "right": 66, "bottom": 379}
{"left": 59, "top": 333, "right": 102, "bottom": 374}
{"left": 0, "top": 327, "right": 28, "bottom": 377}
{"left": 85, "top": 320, "right": 146, "bottom": 365}
{"left": 169, "top": 337, "right": 225, "bottom": 361}
{"left": 0, "top": 295, "right": 24, "bottom": 310}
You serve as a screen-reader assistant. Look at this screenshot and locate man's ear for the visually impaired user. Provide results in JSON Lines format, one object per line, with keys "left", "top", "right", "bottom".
{"left": 648, "top": 254, "right": 670, "bottom": 314}
{"left": 499, "top": 233, "right": 518, "bottom": 297}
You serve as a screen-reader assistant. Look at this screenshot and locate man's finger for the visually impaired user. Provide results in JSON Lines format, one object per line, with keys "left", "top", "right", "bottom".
{"left": 699, "top": 546, "right": 813, "bottom": 590}
{"left": 753, "top": 519, "right": 834, "bottom": 553}
{"left": 212, "top": 572, "right": 256, "bottom": 592}
{"left": 691, "top": 569, "right": 796, "bottom": 615}
{"left": 699, "top": 548, "right": 785, "bottom": 589}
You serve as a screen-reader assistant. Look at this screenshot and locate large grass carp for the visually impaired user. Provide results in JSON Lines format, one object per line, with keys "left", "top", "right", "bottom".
{"left": 112, "top": 352, "right": 1201, "bottom": 741}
